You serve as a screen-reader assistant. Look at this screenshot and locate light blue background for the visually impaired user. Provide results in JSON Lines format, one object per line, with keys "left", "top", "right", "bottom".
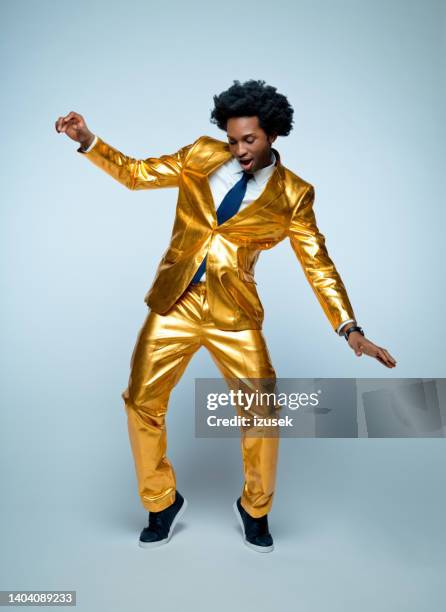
{"left": 1, "top": 0, "right": 445, "bottom": 610}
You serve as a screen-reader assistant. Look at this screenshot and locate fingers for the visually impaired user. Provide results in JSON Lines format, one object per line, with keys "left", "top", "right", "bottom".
{"left": 373, "top": 346, "right": 397, "bottom": 368}
{"left": 375, "top": 354, "right": 385, "bottom": 365}
{"left": 55, "top": 111, "right": 82, "bottom": 133}
{"left": 55, "top": 117, "right": 64, "bottom": 132}
{"left": 56, "top": 114, "right": 77, "bottom": 133}
{"left": 376, "top": 347, "right": 396, "bottom": 368}
{"left": 351, "top": 339, "right": 397, "bottom": 368}
{"left": 381, "top": 348, "right": 397, "bottom": 367}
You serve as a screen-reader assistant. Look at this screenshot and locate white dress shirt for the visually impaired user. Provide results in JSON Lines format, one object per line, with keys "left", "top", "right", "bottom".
{"left": 203, "top": 149, "right": 277, "bottom": 280}
{"left": 82, "top": 135, "right": 354, "bottom": 335}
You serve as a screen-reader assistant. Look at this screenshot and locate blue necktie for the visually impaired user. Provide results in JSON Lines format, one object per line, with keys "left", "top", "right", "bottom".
{"left": 190, "top": 171, "right": 254, "bottom": 284}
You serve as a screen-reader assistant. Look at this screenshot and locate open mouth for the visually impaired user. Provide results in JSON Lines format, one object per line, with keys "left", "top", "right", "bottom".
{"left": 239, "top": 158, "right": 254, "bottom": 171}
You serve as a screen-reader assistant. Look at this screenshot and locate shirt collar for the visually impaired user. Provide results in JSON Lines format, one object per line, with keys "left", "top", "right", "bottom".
{"left": 229, "top": 150, "right": 277, "bottom": 186}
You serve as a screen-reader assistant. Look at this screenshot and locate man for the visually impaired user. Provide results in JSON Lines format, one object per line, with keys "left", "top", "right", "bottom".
{"left": 55, "top": 79, "right": 396, "bottom": 553}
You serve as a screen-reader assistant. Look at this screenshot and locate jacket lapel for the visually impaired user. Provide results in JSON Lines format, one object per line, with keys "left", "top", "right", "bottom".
{"left": 191, "top": 139, "right": 285, "bottom": 228}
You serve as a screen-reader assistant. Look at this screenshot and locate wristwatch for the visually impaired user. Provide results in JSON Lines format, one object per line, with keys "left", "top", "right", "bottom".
{"left": 343, "top": 325, "right": 364, "bottom": 342}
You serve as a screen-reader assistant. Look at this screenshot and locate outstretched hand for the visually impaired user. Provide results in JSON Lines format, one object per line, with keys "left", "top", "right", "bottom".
{"left": 347, "top": 332, "right": 397, "bottom": 368}
{"left": 55, "top": 111, "right": 94, "bottom": 148}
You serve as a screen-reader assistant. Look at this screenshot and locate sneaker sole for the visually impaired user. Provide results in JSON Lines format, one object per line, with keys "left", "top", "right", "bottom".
{"left": 233, "top": 501, "right": 274, "bottom": 553}
{"left": 139, "top": 498, "right": 188, "bottom": 549}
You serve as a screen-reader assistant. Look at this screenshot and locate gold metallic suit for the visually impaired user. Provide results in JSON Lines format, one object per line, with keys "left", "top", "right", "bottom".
{"left": 78, "top": 135, "right": 356, "bottom": 517}
{"left": 121, "top": 281, "right": 279, "bottom": 517}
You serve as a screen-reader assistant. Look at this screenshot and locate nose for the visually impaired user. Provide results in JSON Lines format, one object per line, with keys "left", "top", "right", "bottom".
{"left": 235, "top": 144, "right": 248, "bottom": 158}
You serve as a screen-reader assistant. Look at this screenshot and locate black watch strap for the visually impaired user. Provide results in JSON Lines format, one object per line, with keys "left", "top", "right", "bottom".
{"left": 344, "top": 325, "right": 364, "bottom": 341}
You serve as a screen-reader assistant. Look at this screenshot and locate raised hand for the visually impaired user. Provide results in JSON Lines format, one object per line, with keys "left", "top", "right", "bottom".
{"left": 55, "top": 111, "right": 94, "bottom": 149}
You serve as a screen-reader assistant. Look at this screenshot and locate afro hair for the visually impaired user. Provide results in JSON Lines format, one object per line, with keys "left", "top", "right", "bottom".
{"left": 210, "top": 79, "right": 294, "bottom": 137}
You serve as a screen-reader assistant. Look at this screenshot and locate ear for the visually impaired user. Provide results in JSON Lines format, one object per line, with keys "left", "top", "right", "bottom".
{"left": 268, "top": 133, "right": 278, "bottom": 145}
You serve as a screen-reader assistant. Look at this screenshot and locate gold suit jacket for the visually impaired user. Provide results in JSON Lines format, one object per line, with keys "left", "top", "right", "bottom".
{"left": 78, "top": 135, "right": 356, "bottom": 332}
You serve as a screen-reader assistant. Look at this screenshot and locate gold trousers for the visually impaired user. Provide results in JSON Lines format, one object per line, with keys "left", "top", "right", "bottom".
{"left": 121, "top": 281, "right": 280, "bottom": 518}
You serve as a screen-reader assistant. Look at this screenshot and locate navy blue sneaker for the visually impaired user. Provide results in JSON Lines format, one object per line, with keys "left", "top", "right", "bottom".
{"left": 233, "top": 497, "right": 274, "bottom": 553}
{"left": 139, "top": 491, "right": 187, "bottom": 548}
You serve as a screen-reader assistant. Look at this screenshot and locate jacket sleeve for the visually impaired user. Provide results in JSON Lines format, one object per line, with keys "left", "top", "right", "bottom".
{"left": 287, "top": 184, "right": 356, "bottom": 333}
{"left": 77, "top": 135, "right": 196, "bottom": 190}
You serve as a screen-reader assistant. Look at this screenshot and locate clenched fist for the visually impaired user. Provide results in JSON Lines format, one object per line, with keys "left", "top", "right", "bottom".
{"left": 55, "top": 111, "right": 94, "bottom": 149}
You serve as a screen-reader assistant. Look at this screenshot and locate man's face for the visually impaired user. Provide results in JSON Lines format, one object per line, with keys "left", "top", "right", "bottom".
{"left": 226, "top": 116, "right": 277, "bottom": 173}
